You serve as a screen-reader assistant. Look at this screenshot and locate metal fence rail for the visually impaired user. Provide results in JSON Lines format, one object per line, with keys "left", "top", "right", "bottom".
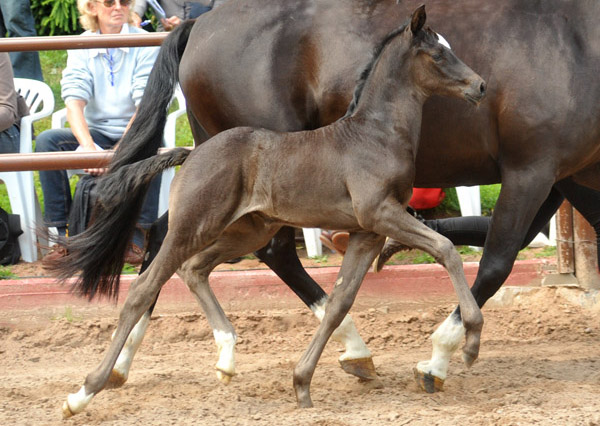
{"left": 0, "top": 33, "right": 171, "bottom": 172}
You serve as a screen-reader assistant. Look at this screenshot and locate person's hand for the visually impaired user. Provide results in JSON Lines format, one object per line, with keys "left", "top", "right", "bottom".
{"left": 160, "top": 16, "right": 182, "bottom": 31}
{"left": 79, "top": 145, "right": 108, "bottom": 176}
{"left": 131, "top": 12, "right": 143, "bottom": 27}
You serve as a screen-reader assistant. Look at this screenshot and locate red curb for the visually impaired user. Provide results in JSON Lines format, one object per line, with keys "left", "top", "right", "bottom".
{"left": 0, "top": 259, "right": 553, "bottom": 310}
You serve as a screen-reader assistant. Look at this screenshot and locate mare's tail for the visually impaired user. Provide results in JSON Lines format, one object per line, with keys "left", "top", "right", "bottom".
{"left": 48, "top": 21, "right": 195, "bottom": 300}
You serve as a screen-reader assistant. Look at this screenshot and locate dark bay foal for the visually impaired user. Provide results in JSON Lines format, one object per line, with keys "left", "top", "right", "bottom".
{"left": 62, "top": 6, "right": 486, "bottom": 416}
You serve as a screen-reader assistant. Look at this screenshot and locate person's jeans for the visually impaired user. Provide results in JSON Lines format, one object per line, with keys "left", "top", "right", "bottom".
{"left": 35, "top": 128, "right": 161, "bottom": 242}
{"left": 0, "top": 0, "right": 44, "bottom": 81}
{"left": 0, "top": 124, "right": 20, "bottom": 153}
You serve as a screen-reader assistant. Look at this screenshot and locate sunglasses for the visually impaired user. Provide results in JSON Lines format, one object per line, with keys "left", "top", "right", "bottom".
{"left": 96, "top": 0, "right": 131, "bottom": 7}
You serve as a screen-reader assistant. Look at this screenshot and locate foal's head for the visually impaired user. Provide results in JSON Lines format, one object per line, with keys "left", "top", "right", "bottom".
{"left": 406, "top": 5, "right": 486, "bottom": 104}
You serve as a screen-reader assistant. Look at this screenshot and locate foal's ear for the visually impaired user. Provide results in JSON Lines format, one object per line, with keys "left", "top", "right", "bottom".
{"left": 410, "top": 4, "right": 427, "bottom": 34}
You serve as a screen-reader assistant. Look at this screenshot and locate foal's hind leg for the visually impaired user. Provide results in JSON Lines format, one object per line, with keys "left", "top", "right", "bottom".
{"left": 108, "top": 212, "right": 168, "bottom": 387}
{"left": 178, "top": 217, "right": 280, "bottom": 384}
{"left": 256, "top": 226, "right": 376, "bottom": 380}
{"left": 62, "top": 233, "right": 186, "bottom": 418}
{"left": 294, "top": 232, "right": 385, "bottom": 408}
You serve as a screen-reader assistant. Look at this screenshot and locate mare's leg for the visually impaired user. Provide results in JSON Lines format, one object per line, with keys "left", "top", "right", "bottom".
{"left": 62, "top": 232, "right": 186, "bottom": 417}
{"left": 294, "top": 233, "right": 385, "bottom": 408}
{"left": 417, "top": 173, "right": 558, "bottom": 391}
{"left": 256, "top": 226, "right": 375, "bottom": 379}
{"left": 108, "top": 212, "right": 168, "bottom": 387}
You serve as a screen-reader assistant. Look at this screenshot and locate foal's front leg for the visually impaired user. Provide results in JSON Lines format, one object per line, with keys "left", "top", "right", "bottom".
{"left": 370, "top": 206, "right": 483, "bottom": 392}
{"left": 293, "top": 233, "right": 385, "bottom": 408}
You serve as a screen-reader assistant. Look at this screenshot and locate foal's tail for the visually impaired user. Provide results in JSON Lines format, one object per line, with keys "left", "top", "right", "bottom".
{"left": 47, "top": 21, "right": 196, "bottom": 300}
{"left": 49, "top": 148, "right": 192, "bottom": 300}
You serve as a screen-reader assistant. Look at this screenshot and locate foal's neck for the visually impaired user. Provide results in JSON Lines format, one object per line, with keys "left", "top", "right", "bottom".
{"left": 350, "top": 39, "right": 427, "bottom": 146}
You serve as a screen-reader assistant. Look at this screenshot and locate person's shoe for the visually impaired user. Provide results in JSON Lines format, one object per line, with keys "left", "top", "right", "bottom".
{"left": 42, "top": 243, "right": 68, "bottom": 268}
{"left": 331, "top": 231, "right": 349, "bottom": 254}
{"left": 123, "top": 243, "right": 144, "bottom": 266}
{"left": 319, "top": 230, "right": 348, "bottom": 255}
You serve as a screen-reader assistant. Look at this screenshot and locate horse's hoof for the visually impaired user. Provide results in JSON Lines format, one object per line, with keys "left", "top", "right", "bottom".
{"left": 216, "top": 368, "right": 234, "bottom": 385}
{"left": 62, "top": 401, "right": 75, "bottom": 419}
{"left": 462, "top": 351, "right": 477, "bottom": 368}
{"left": 413, "top": 368, "right": 444, "bottom": 393}
{"left": 106, "top": 369, "right": 128, "bottom": 389}
{"left": 339, "top": 357, "right": 377, "bottom": 380}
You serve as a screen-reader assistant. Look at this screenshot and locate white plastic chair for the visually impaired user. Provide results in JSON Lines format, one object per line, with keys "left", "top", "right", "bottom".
{"left": 158, "top": 85, "right": 187, "bottom": 215}
{"left": 0, "top": 78, "right": 55, "bottom": 262}
{"left": 51, "top": 85, "right": 188, "bottom": 217}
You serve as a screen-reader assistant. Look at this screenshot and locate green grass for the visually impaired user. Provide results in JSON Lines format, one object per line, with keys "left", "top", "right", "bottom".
{"left": 411, "top": 251, "right": 435, "bottom": 264}
{"left": 0, "top": 50, "right": 194, "bottom": 215}
{"left": 52, "top": 306, "right": 82, "bottom": 322}
{"left": 0, "top": 265, "right": 16, "bottom": 279}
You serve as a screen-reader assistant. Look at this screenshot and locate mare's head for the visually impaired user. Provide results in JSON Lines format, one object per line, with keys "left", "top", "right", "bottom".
{"left": 406, "top": 5, "right": 486, "bottom": 104}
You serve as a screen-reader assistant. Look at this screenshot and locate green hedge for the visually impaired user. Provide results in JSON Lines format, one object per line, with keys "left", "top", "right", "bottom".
{"left": 31, "top": 0, "right": 82, "bottom": 36}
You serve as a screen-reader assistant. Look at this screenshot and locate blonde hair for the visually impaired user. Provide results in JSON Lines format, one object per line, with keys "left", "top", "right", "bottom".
{"left": 77, "top": 0, "right": 137, "bottom": 32}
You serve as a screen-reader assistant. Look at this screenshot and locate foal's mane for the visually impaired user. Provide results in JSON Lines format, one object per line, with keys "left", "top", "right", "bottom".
{"left": 342, "top": 22, "right": 409, "bottom": 118}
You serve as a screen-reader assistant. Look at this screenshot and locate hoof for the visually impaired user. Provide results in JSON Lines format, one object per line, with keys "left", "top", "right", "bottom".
{"left": 62, "top": 401, "right": 75, "bottom": 419}
{"left": 339, "top": 357, "right": 377, "bottom": 381}
{"left": 462, "top": 351, "right": 477, "bottom": 368}
{"left": 297, "top": 398, "right": 314, "bottom": 409}
{"left": 413, "top": 368, "right": 444, "bottom": 393}
{"left": 216, "top": 368, "right": 234, "bottom": 385}
{"left": 106, "top": 370, "right": 128, "bottom": 389}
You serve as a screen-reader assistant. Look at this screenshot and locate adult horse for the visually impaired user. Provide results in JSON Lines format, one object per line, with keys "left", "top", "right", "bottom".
{"left": 52, "top": 0, "right": 600, "bottom": 393}
{"left": 60, "top": 7, "right": 485, "bottom": 415}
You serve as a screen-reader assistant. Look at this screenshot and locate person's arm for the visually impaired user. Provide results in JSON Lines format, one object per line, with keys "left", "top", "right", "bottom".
{"left": 130, "top": 45, "right": 160, "bottom": 106}
{"left": 160, "top": 15, "right": 182, "bottom": 31}
{"left": 132, "top": 0, "right": 148, "bottom": 27}
{"left": 0, "top": 53, "right": 19, "bottom": 132}
{"left": 66, "top": 98, "right": 108, "bottom": 175}
{"left": 65, "top": 99, "right": 96, "bottom": 150}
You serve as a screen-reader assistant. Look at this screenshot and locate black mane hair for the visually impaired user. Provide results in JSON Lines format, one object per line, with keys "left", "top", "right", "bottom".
{"left": 342, "top": 22, "right": 409, "bottom": 119}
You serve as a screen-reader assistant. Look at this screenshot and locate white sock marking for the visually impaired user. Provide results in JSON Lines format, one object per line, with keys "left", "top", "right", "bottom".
{"left": 66, "top": 386, "right": 94, "bottom": 415}
{"left": 112, "top": 311, "right": 151, "bottom": 380}
{"left": 312, "top": 298, "right": 371, "bottom": 361}
{"left": 213, "top": 329, "right": 237, "bottom": 375}
{"left": 417, "top": 313, "right": 465, "bottom": 380}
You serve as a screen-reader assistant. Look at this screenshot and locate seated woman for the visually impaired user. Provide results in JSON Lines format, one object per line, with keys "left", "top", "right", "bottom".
{"left": 36, "top": 0, "right": 160, "bottom": 265}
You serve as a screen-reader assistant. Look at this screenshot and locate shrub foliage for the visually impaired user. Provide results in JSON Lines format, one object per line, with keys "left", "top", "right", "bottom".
{"left": 31, "top": 0, "right": 82, "bottom": 36}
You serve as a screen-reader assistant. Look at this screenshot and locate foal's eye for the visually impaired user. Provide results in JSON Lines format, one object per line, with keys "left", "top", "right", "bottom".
{"left": 431, "top": 53, "right": 443, "bottom": 62}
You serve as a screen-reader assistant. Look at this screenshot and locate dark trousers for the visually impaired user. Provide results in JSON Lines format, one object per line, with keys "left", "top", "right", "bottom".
{"left": 35, "top": 128, "right": 161, "bottom": 245}
{"left": 0, "top": 0, "right": 44, "bottom": 81}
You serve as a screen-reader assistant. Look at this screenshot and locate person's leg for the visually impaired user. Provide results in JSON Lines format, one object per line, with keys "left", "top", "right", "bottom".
{"left": 134, "top": 175, "right": 162, "bottom": 248}
{"left": 35, "top": 129, "right": 80, "bottom": 235}
{"left": 1, "top": 1, "right": 44, "bottom": 81}
{"left": 0, "top": 125, "right": 20, "bottom": 154}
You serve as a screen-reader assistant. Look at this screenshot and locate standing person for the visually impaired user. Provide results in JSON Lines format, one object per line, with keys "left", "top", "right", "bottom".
{"left": 0, "top": 0, "right": 44, "bottom": 81}
{"left": 36, "top": 0, "right": 160, "bottom": 265}
{"left": 132, "top": 0, "right": 218, "bottom": 31}
{"left": 0, "top": 52, "right": 29, "bottom": 153}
